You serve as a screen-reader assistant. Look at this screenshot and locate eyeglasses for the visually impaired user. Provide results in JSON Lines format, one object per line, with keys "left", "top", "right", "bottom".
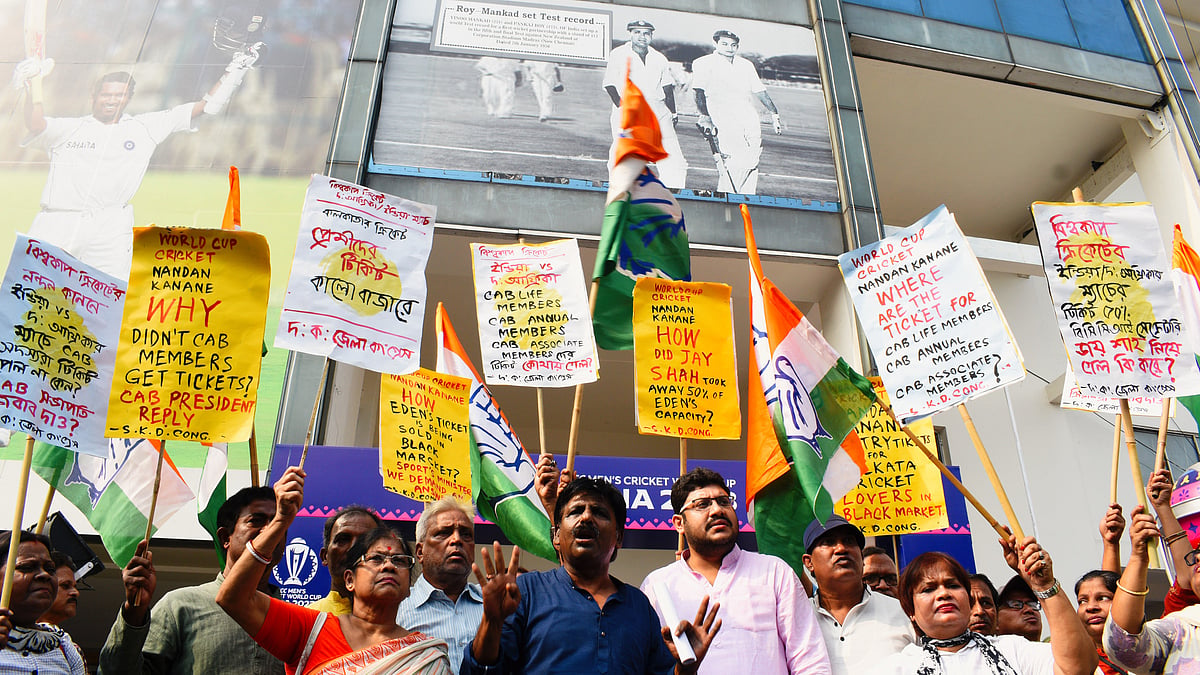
{"left": 863, "top": 573, "right": 898, "bottom": 588}
{"left": 356, "top": 553, "right": 416, "bottom": 570}
{"left": 681, "top": 496, "right": 734, "bottom": 513}
{"left": 1186, "top": 545, "right": 1200, "bottom": 567}
{"left": 1001, "top": 599, "right": 1041, "bottom": 611}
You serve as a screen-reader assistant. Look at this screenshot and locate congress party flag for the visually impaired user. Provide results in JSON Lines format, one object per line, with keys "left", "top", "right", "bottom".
{"left": 1172, "top": 225, "right": 1200, "bottom": 427}
{"left": 32, "top": 439, "right": 193, "bottom": 566}
{"left": 592, "top": 68, "right": 690, "bottom": 350}
{"left": 275, "top": 175, "right": 435, "bottom": 374}
{"left": 0, "top": 236, "right": 125, "bottom": 456}
{"left": 436, "top": 303, "right": 557, "bottom": 561}
{"left": 744, "top": 205, "right": 875, "bottom": 577}
{"left": 470, "top": 240, "right": 598, "bottom": 387}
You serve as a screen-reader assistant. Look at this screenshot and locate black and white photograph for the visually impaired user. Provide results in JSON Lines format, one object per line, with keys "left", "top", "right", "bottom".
{"left": 372, "top": 0, "right": 839, "bottom": 209}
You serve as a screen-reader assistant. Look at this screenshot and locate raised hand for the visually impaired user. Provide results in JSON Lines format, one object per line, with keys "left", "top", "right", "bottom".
{"left": 1128, "top": 504, "right": 1161, "bottom": 558}
{"left": 1100, "top": 503, "right": 1126, "bottom": 545}
{"left": 122, "top": 539, "right": 156, "bottom": 624}
{"left": 1015, "top": 536, "right": 1055, "bottom": 590}
{"left": 273, "top": 466, "right": 306, "bottom": 522}
{"left": 997, "top": 525, "right": 1020, "bottom": 572}
{"left": 0, "top": 608, "right": 11, "bottom": 649}
{"left": 474, "top": 541, "right": 521, "bottom": 623}
{"left": 663, "top": 595, "right": 722, "bottom": 674}
{"left": 1147, "top": 469, "right": 1174, "bottom": 509}
{"left": 534, "top": 455, "right": 573, "bottom": 517}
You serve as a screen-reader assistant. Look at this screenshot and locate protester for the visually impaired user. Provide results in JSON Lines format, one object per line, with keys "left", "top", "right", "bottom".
{"left": 1099, "top": 503, "right": 1125, "bottom": 574}
{"left": 862, "top": 546, "right": 900, "bottom": 598}
{"left": 463, "top": 476, "right": 721, "bottom": 674}
{"left": 642, "top": 468, "right": 830, "bottom": 673}
{"left": 217, "top": 466, "right": 452, "bottom": 674}
{"left": 397, "top": 497, "right": 483, "bottom": 674}
{"left": 873, "top": 543, "right": 1097, "bottom": 674}
{"left": 997, "top": 576, "right": 1044, "bottom": 642}
{"left": 967, "top": 573, "right": 999, "bottom": 635}
{"left": 1075, "top": 571, "right": 1126, "bottom": 675}
{"left": 1145, "top": 469, "right": 1200, "bottom": 615}
{"left": 1105, "top": 504, "right": 1200, "bottom": 673}
{"left": 310, "top": 506, "right": 385, "bottom": 616}
{"left": 802, "top": 516, "right": 915, "bottom": 675}
{"left": 0, "top": 530, "right": 86, "bottom": 674}
{"left": 99, "top": 486, "right": 285, "bottom": 674}
{"left": 40, "top": 551, "right": 80, "bottom": 627}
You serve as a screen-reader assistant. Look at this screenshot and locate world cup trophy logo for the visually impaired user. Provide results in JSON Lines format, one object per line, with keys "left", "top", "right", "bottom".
{"left": 278, "top": 537, "right": 318, "bottom": 587}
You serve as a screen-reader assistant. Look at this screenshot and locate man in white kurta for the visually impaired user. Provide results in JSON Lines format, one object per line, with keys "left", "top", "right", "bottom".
{"left": 603, "top": 20, "right": 687, "bottom": 188}
{"left": 641, "top": 468, "right": 830, "bottom": 674}
{"left": 692, "top": 30, "right": 782, "bottom": 195}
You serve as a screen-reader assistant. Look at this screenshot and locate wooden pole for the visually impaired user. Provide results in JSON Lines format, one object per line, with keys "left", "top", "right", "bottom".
{"left": 1155, "top": 402, "right": 1172, "bottom": 473}
{"left": 536, "top": 388, "right": 547, "bottom": 456}
{"left": 34, "top": 482, "right": 54, "bottom": 535}
{"left": 957, "top": 404, "right": 1025, "bottom": 540}
{"left": 248, "top": 427, "right": 260, "bottom": 488}
{"left": 885, "top": 406, "right": 1007, "bottom": 538}
{"left": 565, "top": 281, "right": 599, "bottom": 473}
{"left": 677, "top": 438, "right": 688, "bottom": 554}
{"left": 1120, "top": 398, "right": 1161, "bottom": 567}
{"left": 298, "top": 357, "right": 330, "bottom": 470}
{"left": 1110, "top": 414, "right": 1122, "bottom": 504}
{"left": 143, "top": 440, "right": 167, "bottom": 543}
{"left": 1, "top": 437, "right": 35, "bottom": 610}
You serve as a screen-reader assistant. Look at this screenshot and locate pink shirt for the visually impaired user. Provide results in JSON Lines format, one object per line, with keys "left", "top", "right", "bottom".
{"left": 641, "top": 546, "right": 831, "bottom": 675}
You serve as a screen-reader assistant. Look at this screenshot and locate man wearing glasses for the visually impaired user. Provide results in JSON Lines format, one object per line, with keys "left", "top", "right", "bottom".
{"left": 996, "top": 577, "right": 1043, "bottom": 642}
{"left": 398, "top": 497, "right": 483, "bottom": 674}
{"left": 802, "top": 516, "right": 914, "bottom": 675}
{"left": 642, "top": 468, "right": 830, "bottom": 674}
{"left": 861, "top": 546, "right": 899, "bottom": 598}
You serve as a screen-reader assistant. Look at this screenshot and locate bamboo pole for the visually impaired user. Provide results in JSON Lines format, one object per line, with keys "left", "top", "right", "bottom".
{"left": 677, "top": 438, "right": 688, "bottom": 554}
{"left": 34, "top": 483, "right": 54, "bottom": 535}
{"left": 1110, "top": 414, "right": 1122, "bottom": 504}
{"left": 1120, "top": 399, "right": 1161, "bottom": 567}
{"left": 957, "top": 404, "right": 1025, "bottom": 540}
{"left": 537, "top": 388, "right": 547, "bottom": 456}
{"left": 248, "top": 427, "right": 260, "bottom": 488}
{"left": 298, "top": 357, "right": 330, "bottom": 469}
{"left": 1155, "top": 402, "right": 1172, "bottom": 473}
{"left": 565, "top": 281, "right": 599, "bottom": 473}
{"left": 885, "top": 407, "right": 1007, "bottom": 538}
{"left": 1, "top": 437, "right": 35, "bottom": 610}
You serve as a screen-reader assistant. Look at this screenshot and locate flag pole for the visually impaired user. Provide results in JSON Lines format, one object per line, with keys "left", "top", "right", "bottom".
{"left": 566, "top": 281, "right": 598, "bottom": 473}
{"left": 1120, "top": 398, "right": 1161, "bottom": 566}
{"left": 957, "top": 403, "right": 1024, "bottom": 540}
{"left": 885, "top": 407, "right": 1007, "bottom": 538}
{"left": 1110, "top": 414, "right": 1122, "bottom": 504}
{"left": 299, "top": 357, "right": 330, "bottom": 470}
{"left": 1154, "top": 402, "right": 1172, "bottom": 472}
{"left": 248, "top": 426, "right": 261, "bottom": 488}
{"left": 677, "top": 437, "right": 687, "bottom": 555}
{"left": 1, "top": 437, "right": 35, "bottom": 610}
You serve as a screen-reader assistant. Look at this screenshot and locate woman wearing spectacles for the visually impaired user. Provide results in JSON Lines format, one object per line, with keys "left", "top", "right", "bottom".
{"left": 218, "top": 466, "right": 452, "bottom": 674}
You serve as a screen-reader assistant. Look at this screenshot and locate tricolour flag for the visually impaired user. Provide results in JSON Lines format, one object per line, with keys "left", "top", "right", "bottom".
{"left": 435, "top": 303, "right": 557, "bottom": 561}
{"left": 32, "top": 439, "right": 193, "bottom": 567}
{"left": 1172, "top": 224, "right": 1200, "bottom": 427}
{"left": 592, "top": 65, "right": 689, "bottom": 350}
{"left": 743, "top": 204, "right": 875, "bottom": 577}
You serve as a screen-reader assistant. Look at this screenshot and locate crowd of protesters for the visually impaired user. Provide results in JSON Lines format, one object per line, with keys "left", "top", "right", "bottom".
{"left": 3, "top": 462, "right": 1197, "bottom": 674}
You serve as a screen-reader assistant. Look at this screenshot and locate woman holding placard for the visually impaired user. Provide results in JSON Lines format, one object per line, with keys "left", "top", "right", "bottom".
{"left": 216, "top": 466, "right": 451, "bottom": 675}
{"left": 872, "top": 542, "right": 1097, "bottom": 675}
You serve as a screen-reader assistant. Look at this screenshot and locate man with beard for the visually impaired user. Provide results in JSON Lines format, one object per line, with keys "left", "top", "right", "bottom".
{"left": 802, "top": 516, "right": 915, "bottom": 675}
{"left": 642, "top": 468, "right": 829, "bottom": 673}
{"left": 308, "top": 505, "right": 385, "bottom": 615}
{"left": 463, "top": 476, "right": 721, "bottom": 674}
{"left": 397, "top": 497, "right": 482, "bottom": 674}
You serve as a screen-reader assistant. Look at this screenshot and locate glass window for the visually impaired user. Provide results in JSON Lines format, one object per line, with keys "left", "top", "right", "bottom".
{"left": 1132, "top": 427, "right": 1200, "bottom": 481}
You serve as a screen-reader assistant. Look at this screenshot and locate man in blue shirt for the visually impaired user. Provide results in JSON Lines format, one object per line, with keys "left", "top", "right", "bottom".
{"left": 397, "top": 496, "right": 483, "bottom": 673}
{"left": 463, "top": 476, "right": 721, "bottom": 674}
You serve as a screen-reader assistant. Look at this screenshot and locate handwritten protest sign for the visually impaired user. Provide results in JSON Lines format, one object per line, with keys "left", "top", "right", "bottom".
{"left": 1060, "top": 366, "right": 1168, "bottom": 416}
{"left": 470, "top": 239, "right": 598, "bottom": 386}
{"left": 106, "top": 227, "right": 270, "bottom": 443}
{"left": 1032, "top": 202, "right": 1200, "bottom": 399}
{"left": 276, "top": 175, "right": 435, "bottom": 374}
{"left": 838, "top": 206, "right": 1025, "bottom": 423}
{"left": 632, "top": 278, "right": 740, "bottom": 439}
{"left": 0, "top": 237, "right": 124, "bottom": 455}
{"left": 837, "top": 378, "right": 948, "bottom": 535}
{"left": 379, "top": 368, "right": 472, "bottom": 502}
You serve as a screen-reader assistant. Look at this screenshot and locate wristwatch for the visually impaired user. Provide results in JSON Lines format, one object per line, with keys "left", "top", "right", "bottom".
{"left": 1033, "top": 579, "right": 1061, "bottom": 600}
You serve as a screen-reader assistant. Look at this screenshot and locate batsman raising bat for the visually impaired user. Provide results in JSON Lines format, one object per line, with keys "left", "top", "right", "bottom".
{"left": 11, "top": 9, "right": 266, "bottom": 280}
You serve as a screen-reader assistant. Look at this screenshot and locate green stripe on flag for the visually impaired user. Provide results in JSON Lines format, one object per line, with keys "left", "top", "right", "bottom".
{"left": 471, "top": 435, "right": 556, "bottom": 561}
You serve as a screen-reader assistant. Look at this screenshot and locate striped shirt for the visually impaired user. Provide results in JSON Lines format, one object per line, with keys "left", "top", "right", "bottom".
{"left": 397, "top": 574, "right": 483, "bottom": 674}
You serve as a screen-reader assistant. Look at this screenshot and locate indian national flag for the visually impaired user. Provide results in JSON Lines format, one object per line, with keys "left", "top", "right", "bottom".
{"left": 592, "top": 65, "right": 690, "bottom": 350}
{"left": 435, "top": 304, "right": 557, "bottom": 561}
{"left": 32, "top": 439, "right": 193, "bottom": 567}
{"left": 743, "top": 204, "right": 875, "bottom": 577}
{"left": 1172, "top": 224, "right": 1200, "bottom": 427}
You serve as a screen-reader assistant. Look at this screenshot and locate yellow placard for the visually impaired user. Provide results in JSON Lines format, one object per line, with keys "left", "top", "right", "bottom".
{"left": 106, "top": 227, "right": 270, "bottom": 443}
{"left": 379, "top": 368, "right": 472, "bottom": 502}
{"left": 633, "top": 278, "right": 740, "bottom": 440}
{"left": 836, "top": 378, "right": 949, "bottom": 535}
